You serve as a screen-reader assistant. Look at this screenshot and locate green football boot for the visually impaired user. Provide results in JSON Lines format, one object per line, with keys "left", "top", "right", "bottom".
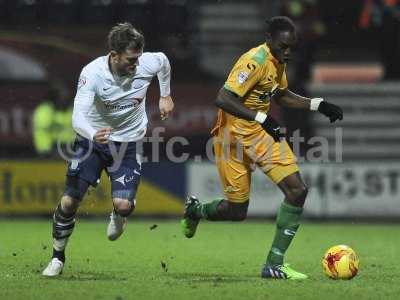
{"left": 181, "top": 196, "right": 201, "bottom": 238}
{"left": 261, "top": 263, "right": 308, "bottom": 280}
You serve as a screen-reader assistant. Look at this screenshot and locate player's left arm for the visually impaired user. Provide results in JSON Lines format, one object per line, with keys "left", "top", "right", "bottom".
{"left": 274, "top": 88, "right": 343, "bottom": 123}
{"left": 153, "top": 52, "right": 174, "bottom": 120}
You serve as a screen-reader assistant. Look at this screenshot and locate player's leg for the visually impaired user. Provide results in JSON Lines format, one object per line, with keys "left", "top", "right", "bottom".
{"left": 183, "top": 196, "right": 249, "bottom": 221}
{"left": 268, "top": 172, "right": 308, "bottom": 264}
{"left": 107, "top": 141, "right": 141, "bottom": 241}
{"left": 255, "top": 136, "right": 308, "bottom": 279}
{"left": 42, "top": 178, "right": 89, "bottom": 277}
{"left": 107, "top": 196, "right": 136, "bottom": 241}
{"left": 181, "top": 135, "right": 251, "bottom": 238}
{"left": 262, "top": 171, "right": 308, "bottom": 279}
{"left": 42, "top": 136, "right": 104, "bottom": 277}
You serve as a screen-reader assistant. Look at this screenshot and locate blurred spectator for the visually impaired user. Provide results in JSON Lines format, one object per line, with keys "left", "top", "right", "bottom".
{"left": 33, "top": 81, "right": 74, "bottom": 157}
{"left": 359, "top": 0, "right": 400, "bottom": 79}
{"left": 280, "top": 0, "right": 326, "bottom": 152}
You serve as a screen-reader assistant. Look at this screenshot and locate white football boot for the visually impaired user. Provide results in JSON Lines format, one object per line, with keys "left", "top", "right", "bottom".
{"left": 42, "top": 258, "right": 64, "bottom": 277}
{"left": 107, "top": 210, "right": 127, "bottom": 241}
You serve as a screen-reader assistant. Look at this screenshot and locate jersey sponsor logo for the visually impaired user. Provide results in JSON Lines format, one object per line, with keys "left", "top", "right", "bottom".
{"left": 78, "top": 76, "right": 86, "bottom": 89}
{"left": 238, "top": 71, "right": 249, "bottom": 84}
{"left": 103, "top": 97, "right": 143, "bottom": 111}
{"left": 104, "top": 101, "right": 135, "bottom": 111}
{"left": 103, "top": 86, "right": 112, "bottom": 91}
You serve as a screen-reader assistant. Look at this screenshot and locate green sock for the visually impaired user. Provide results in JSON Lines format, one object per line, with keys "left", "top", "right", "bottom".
{"left": 190, "top": 199, "right": 224, "bottom": 220}
{"left": 266, "top": 201, "right": 303, "bottom": 266}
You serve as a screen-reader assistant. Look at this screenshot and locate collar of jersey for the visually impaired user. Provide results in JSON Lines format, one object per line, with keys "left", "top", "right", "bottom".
{"left": 102, "top": 54, "right": 133, "bottom": 86}
{"left": 263, "top": 43, "right": 280, "bottom": 66}
{"left": 102, "top": 54, "right": 115, "bottom": 81}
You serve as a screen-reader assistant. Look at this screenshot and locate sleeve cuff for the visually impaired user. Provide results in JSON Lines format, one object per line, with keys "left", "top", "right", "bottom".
{"left": 255, "top": 111, "right": 267, "bottom": 123}
{"left": 310, "top": 98, "right": 324, "bottom": 111}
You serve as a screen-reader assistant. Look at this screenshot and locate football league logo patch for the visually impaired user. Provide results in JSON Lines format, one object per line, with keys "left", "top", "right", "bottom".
{"left": 238, "top": 71, "right": 249, "bottom": 84}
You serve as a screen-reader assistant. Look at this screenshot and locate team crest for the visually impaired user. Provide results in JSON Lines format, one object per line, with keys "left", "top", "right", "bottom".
{"left": 247, "top": 63, "right": 256, "bottom": 71}
{"left": 78, "top": 76, "right": 86, "bottom": 89}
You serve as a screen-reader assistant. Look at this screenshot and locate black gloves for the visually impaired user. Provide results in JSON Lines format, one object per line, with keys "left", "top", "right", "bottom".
{"left": 318, "top": 101, "right": 343, "bottom": 123}
{"left": 258, "top": 99, "right": 342, "bottom": 143}
{"left": 261, "top": 115, "right": 285, "bottom": 142}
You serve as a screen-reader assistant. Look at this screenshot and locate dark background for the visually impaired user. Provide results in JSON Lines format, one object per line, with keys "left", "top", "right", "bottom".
{"left": 0, "top": 0, "right": 396, "bottom": 159}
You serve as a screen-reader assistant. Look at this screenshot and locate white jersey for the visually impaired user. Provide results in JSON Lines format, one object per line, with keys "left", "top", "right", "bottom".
{"left": 72, "top": 52, "right": 171, "bottom": 142}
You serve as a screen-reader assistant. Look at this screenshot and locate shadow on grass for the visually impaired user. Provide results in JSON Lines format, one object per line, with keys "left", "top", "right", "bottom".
{"left": 41, "top": 271, "right": 128, "bottom": 281}
{"left": 168, "top": 272, "right": 258, "bottom": 284}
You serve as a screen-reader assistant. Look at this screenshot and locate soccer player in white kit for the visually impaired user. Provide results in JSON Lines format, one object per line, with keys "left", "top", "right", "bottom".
{"left": 42, "top": 23, "right": 174, "bottom": 277}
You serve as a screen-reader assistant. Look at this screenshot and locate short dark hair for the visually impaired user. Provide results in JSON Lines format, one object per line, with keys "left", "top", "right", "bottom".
{"left": 266, "top": 16, "right": 296, "bottom": 37}
{"left": 107, "top": 22, "right": 145, "bottom": 53}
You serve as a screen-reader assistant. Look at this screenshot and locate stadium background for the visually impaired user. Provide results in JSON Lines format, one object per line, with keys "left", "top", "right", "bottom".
{"left": 0, "top": 0, "right": 399, "bottom": 219}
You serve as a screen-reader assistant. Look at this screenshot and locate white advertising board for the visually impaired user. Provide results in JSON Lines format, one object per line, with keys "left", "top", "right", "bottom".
{"left": 187, "top": 162, "right": 400, "bottom": 217}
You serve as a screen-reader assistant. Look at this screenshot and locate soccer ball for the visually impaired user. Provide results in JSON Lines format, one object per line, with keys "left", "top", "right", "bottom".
{"left": 322, "top": 245, "right": 359, "bottom": 280}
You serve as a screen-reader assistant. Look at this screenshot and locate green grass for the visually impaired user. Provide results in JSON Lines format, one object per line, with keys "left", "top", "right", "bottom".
{"left": 0, "top": 219, "right": 398, "bottom": 300}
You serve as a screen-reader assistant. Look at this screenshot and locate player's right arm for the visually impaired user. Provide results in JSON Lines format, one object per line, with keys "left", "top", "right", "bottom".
{"left": 72, "top": 68, "right": 111, "bottom": 144}
{"left": 215, "top": 87, "right": 256, "bottom": 121}
{"left": 215, "top": 58, "right": 283, "bottom": 141}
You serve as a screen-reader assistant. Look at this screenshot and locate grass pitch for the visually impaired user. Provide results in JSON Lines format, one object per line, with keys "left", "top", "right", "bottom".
{"left": 0, "top": 219, "right": 398, "bottom": 300}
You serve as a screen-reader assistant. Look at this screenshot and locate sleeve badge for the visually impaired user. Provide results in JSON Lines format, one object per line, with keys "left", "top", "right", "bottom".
{"left": 238, "top": 71, "right": 249, "bottom": 84}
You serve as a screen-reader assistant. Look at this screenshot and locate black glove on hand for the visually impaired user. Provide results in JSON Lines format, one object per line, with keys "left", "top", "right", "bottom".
{"left": 318, "top": 101, "right": 343, "bottom": 123}
{"left": 261, "top": 115, "right": 284, "bottom": 142}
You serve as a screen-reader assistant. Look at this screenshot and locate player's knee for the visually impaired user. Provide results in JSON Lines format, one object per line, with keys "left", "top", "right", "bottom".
{"left": 60, "top": 195, "right": 80, "bottom": 215}
{"left": 64, "top": 177, "right": 89, "bottom": 202}
{"left": 113, "top": 198, "right": 135, "bottom": 217}
{"left": 287, "top": 184, "right": 308, "bottom": 206}
{"left": 229, "top": 201, "right": 249, "bottom": 222}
